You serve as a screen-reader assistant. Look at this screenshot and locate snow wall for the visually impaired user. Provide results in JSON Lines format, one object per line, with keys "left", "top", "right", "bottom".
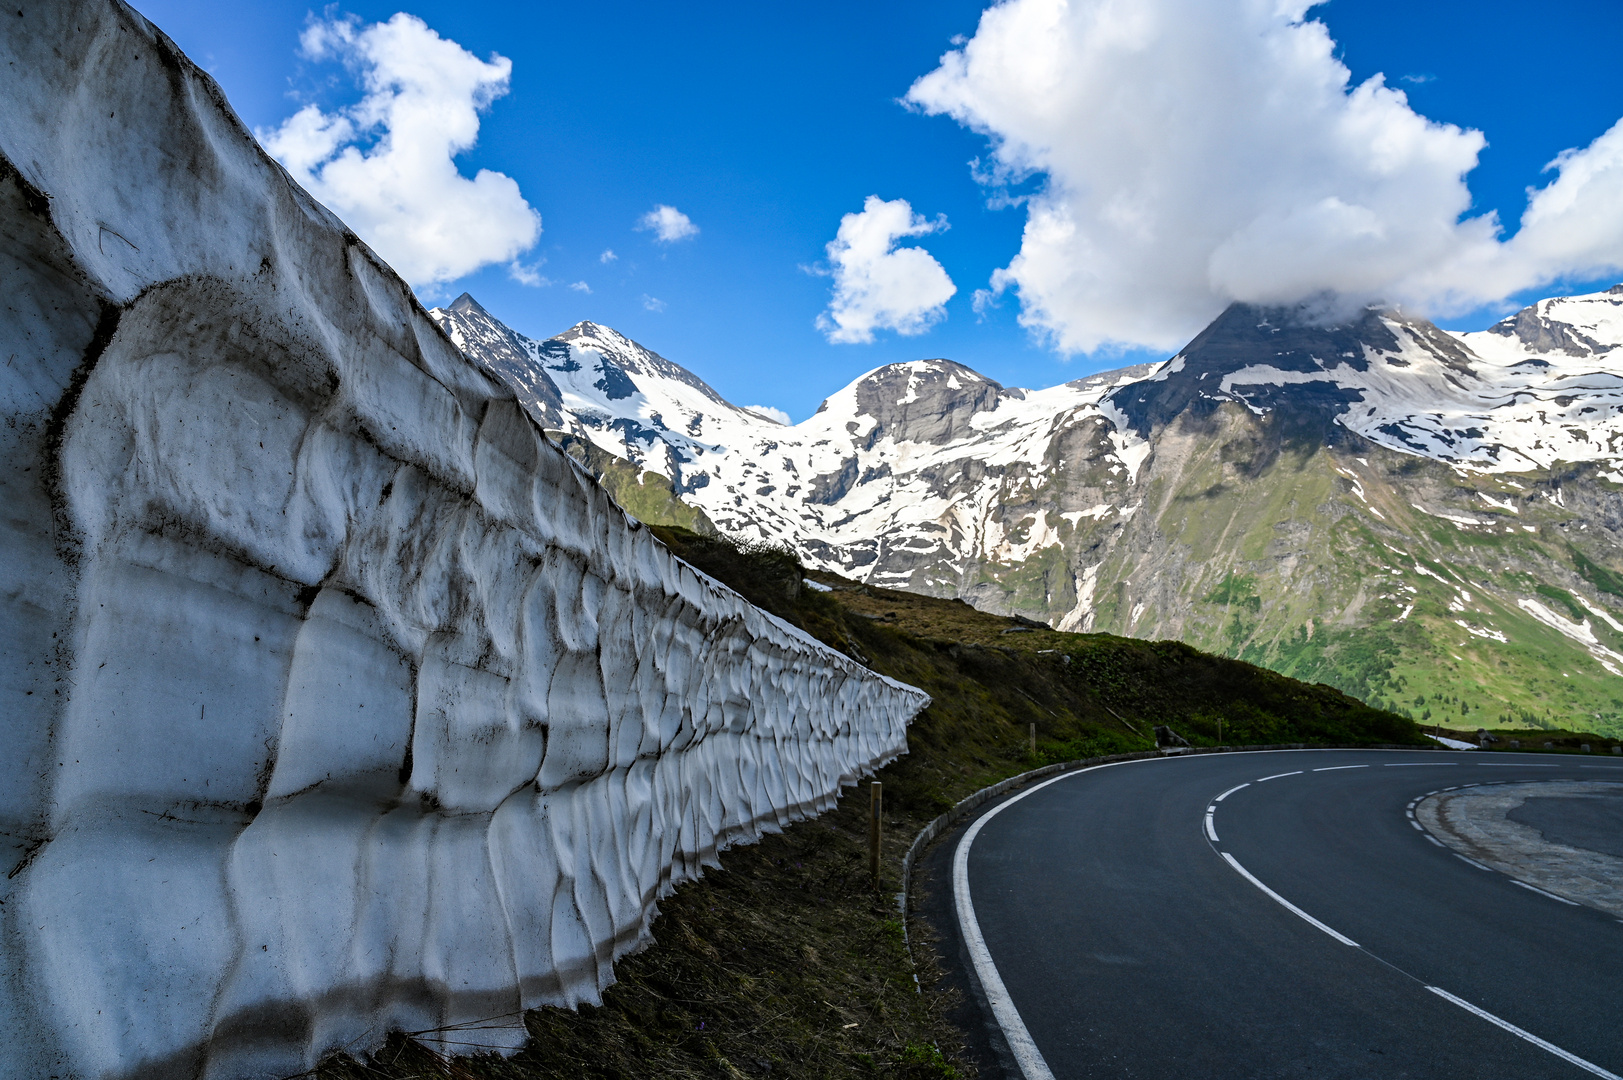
{"left": 0, "top": 4, "right": 928, "bottom": 1078}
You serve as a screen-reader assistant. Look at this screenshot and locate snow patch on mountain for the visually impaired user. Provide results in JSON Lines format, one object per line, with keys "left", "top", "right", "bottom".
{"left": 432, "top": 297, "right": 1163, "bottom": 588}
{"left": 1097, "top": 294, "right": 1623, "bottom": 484}
{"left": 437, "top": 283, "right": 1623, "bottom": 613}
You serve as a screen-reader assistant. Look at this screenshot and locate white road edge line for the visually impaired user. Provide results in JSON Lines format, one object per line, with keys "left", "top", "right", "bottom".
{"left": 1454, "top": 853, "right": 1493, "bottom": 872}
{"left": 1219, "top": 852, "right": 1359, "bottom": 947}
{"left": 1511, "top": 879, "right": 1580, "bottom": 906}
{"left": 1385, "top": 762, "right": 1459, "bottom": 766}
{"left": 950, "top": 749, "right": 1465, "bottom": 1079}
{"left": 1426, "top": 987, "right": 1621, "bottom": 1079}
{"left": 954, "top": 764, "right": 1146, "bottom": 1079}
{"left": 1205, "top": 813, "right": 1219, "bottom": 843}
{"left": 1215, "top": 783, "right": 1249, "bottom": 802}
{"left": 1313, "top": 765, "right": 1369, "bottom": 771}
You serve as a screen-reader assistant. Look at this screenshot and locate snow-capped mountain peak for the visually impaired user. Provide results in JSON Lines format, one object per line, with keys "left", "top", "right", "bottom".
{"left": 1468, "top": 286, "right": 1623, "bottom": 361}
{"left": 828, "top": 358, "right": 1016, "bottom": 446}
{"left": 433, "top": 285, "right": 1623, "bottom": 592}
{"left": 1103, "top": 290, "right": 1623, "bottom": 475}
{"left": 429, "top": 297, "right": 1158, "bottom": 582}
{"left": 548, "top": 319, "right": 738, "bottom": 411}
{"left": 431, "top": 288, "right": 1623, "bottom": 739}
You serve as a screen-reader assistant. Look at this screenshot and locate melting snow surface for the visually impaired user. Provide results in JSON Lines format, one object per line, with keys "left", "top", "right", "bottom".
{"left": 0, "top": 8, "right": 928, "bottom": 1078}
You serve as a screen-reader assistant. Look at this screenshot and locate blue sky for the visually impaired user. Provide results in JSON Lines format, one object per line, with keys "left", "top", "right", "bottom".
{"left": 135, "top": 0, "right": 1623, "bottom": 420}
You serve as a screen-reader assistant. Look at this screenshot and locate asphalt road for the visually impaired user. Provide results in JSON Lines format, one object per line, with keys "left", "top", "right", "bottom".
{"left": 917, "top": 749, "right": 1623, "bottom": 1079}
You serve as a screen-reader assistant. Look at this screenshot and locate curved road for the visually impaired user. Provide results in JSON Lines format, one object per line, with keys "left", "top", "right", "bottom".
{"left": 920, "top": 749, "right": 1623, "bottom": 1079}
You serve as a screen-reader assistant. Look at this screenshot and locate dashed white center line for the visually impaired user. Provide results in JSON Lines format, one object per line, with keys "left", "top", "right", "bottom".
{"left": 1203, "top": 754, "right": 1618, "bottom": 1080}
{"left": 1426, "top": 987, "right": 1621, "bottom": 1079}
{"left": 1385, "top": 762, "right": 1458, "bottom": 766}
{"left": 1477, "top": 763, "right": 1557, "bottom": 767}
{"left": 1219, "top": 853, "right": 1360, "bottom": 947}
{"left": 1511, "top": 879, "right": 1580, "bottom": 906}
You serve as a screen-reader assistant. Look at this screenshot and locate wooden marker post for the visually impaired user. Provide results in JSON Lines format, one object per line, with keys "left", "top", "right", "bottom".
{"left": 868, "top": 782, "right": 883, "bottom": 889}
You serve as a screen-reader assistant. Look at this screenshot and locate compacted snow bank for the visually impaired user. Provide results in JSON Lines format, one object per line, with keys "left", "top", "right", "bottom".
{"left": 0, "top": 5, "right": 927, "bottom": 1078}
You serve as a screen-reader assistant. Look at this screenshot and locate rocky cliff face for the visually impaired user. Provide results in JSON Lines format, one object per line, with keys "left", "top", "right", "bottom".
{"left": 439, "top": 292, "right": 1623, "bottom": 737}
{"left": 0, "top": 6, "right": 926, "bottom": 1078}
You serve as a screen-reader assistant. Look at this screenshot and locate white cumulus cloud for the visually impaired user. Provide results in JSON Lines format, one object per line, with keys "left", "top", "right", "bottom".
{"left": 600, "top": 249, "right": 618, "bottom": 263}
{"left": 642, "top": 295, "right": 667, "bottom": 312}
{"left": 816, "top": 196, "right": 957, "bottom": 344}
{"left": 508, "top": 260, "right": 548, "bottom": 287}
{"left": 637, "top": 205, "right": 699, "bottom": 243}
{"left": 259, "top": 12, "right": 541, "bottom": 288}
{"left": 743, "top": 405, "right": 793, "bottom": 425}
{"left": 906, "top": 0, "right": 1623, "bottom": 352}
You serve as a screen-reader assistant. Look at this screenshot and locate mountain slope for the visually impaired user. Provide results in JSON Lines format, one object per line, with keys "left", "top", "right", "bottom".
{"left": 431, "top": 289, "right": 1623, "bottom": 737}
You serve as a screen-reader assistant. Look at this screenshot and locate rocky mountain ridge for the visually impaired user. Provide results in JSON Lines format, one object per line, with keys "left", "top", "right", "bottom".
{"left": 432, "top": 289, "right": 1623, "bottom": 736}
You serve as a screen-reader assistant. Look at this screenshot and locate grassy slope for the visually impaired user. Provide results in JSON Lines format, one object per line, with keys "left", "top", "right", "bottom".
{"left": 550, "top": 431, "right": 719, "bottom": 536}
{"left": 314, "top": 529, "right": 1419, "bottom": 1080}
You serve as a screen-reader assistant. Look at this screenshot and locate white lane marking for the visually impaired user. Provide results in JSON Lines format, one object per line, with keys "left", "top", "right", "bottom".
{"left": 1215, "top": 783, "right": 1249, "bottom": 802}
{"left": 1205, "top": 813, "right": 1219, "bottom": 843}
{"left": 1424, "top": 834, "right": 1444, "bottom": 847}
{"left": 955, "top": 821, "right": 1059, "bottom": 1080}
{"left": 1454, "top": 853, "right": 1493, "bottom": 871}
{"left": 948, "top": 749, "right": 1426, "bottom": 1074}
{"left": 1385, "top": 762, "right": 1459, "bottom": 766}
{"left": 1511, "top": 879, "right": 1580, "bottom": 906}
{"left": 1219, "top": 853, "right": 1359, "bottom": 947}
{"left": 1477, "top": 763, "right": 1557, "bottom": 767}
{"left": 1313, "top": 765, "right": 1369, "bottom": 772}
{"left": 955, "top": 762, "right": 1162, "bottom": 1079}
{"left": 1409, "top": 821, "right": 1425, "bottom": 831}
{"left": 1426, "top": 987, "right": 1621, "bottom": 1079}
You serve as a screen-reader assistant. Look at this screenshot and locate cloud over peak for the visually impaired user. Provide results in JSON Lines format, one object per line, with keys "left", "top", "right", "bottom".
{"left": 260, "top": 12, "right": 541, "bottom": 288}
{"left": 907, "top": 0, "right": 1623, "bottom": 352}
{"left": 816, "top": 195, "right": 957, "bottom": 344}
